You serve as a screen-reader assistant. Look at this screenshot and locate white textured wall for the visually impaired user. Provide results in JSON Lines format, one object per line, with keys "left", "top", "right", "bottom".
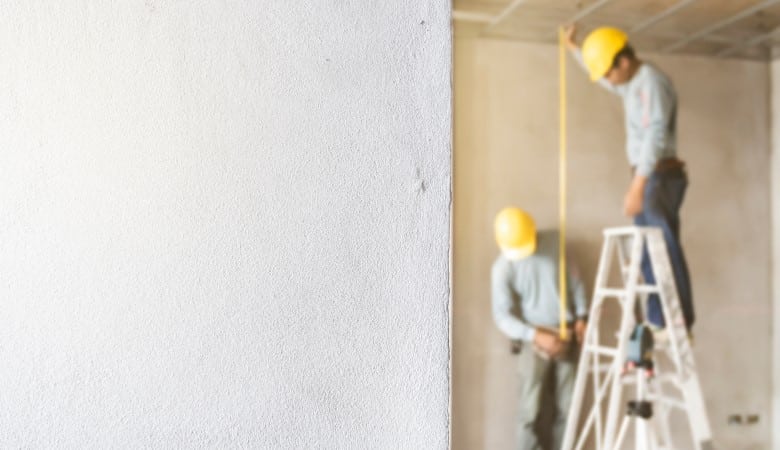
{"left": 0, "top": 2, "right": 451, "bottom": 448}
{"left": 454, "top": 38, "right": 772, "bottom": 450}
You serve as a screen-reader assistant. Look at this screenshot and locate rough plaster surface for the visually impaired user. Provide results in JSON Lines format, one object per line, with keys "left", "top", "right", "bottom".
{"left": 0, "top": 2, "right": 451, "bottom": 448}
{"left": 454, "top": 38, "right": 772, "bottom": 450}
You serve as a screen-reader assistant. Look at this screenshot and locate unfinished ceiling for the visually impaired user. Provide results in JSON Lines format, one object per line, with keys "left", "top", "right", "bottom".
{"left": 454, "top": 0, "right": 780, "bottom": 60}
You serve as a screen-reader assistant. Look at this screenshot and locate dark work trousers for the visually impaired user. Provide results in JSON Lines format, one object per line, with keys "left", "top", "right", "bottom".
{"left": 516, "top": 342, "right": 578, "bottom": 450}
{"left": 633, "top": 167, "right": 694, "bottom": 329}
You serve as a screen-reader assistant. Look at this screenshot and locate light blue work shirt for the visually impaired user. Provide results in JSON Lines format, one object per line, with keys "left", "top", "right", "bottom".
{"left": 575, "top": 50, "right": 678, "bottom": 177}
{"left": 491, "top": 230, "right": 588, "bottom": 342}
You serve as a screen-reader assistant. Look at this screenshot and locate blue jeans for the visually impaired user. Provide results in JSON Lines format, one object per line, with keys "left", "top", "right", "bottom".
{"left": 633, "top": 168, "right": 694, "bottom": 329}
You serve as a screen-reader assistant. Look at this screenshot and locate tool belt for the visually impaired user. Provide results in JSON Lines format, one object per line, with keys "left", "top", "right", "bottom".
{"left": 631, "top": 157, "right": 685, "bottom": 176}
{"left": 654, "top": 157, "right": 685, "bottom": 172}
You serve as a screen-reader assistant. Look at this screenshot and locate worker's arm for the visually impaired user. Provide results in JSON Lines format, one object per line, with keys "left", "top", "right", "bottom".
{"left": 635, "top": 78, "right": 675, "bottom": 178}
{"left": 567, "top": 256, "right": 588, "bottom": 319}
{"left": 624, "top": 173, "right": 648, "bottom": 217}
{"left": 566, "top": 250, "right": 589, "bottom": 343}
{"left": 625, "top": 78, "right": 673, "bottom": 216}
{"left": 569, "top": 48, "right": 618, "bottom": 94}
{"left": 563, "top": 24, "right": 617, "bottom": 94}
{"left": 491, "top": 259, "right": 536, "bottom": 342}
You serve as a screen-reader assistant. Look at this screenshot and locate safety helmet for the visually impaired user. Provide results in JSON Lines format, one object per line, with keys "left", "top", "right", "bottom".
{"left": 494, "top": 207, "right": 537, "bottom": 258}
{"left": 581, "top": 27, "right": 629, "bottom": 82}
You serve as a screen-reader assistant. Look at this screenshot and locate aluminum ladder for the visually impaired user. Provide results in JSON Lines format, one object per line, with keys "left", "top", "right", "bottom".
{"left": 561, "top": 226, "right": 713, "bottom": 450}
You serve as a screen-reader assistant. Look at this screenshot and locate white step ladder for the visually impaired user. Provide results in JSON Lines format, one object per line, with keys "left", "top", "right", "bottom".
{"left": 561, "top": 226, "right": 713, "bottom": 450}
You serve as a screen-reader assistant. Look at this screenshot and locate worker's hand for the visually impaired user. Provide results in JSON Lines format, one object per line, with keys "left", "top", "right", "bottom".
{"left": 624, "top": 174, "right": 648, "bottom": 217}
{"left": 562, "top": 24, "right": 579, "bottom": 51}
{"left": 534, "top": 328, "right": 564, "bottom": 358}
{"left": 575, "top": 319, "right": 587, "bottom": 344}
{"left": 623, "top": 186, "right": 644, "bottom": 217}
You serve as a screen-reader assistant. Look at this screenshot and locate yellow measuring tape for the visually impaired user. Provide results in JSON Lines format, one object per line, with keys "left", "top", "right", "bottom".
{"left": 558, "top": 28, "right": 569, "bottom": 342}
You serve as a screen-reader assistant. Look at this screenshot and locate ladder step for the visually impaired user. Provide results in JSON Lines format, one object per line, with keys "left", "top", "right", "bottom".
{"left": 603, "top": 226, "right": 642, "bottom": 236}
{"left": 583, "top": 345, "right": 618, "bottom": 358}
{"left": 595, "top": 288, "right": 625, "bottom": 298}
{"left": 646, "top": 394, "right": 687, "bottom": 411}
{"left": 636, "top": 285, "right": 660, "bottom": 294}
{"left": 595, "top": 285, "right": 660, "bottom": 297}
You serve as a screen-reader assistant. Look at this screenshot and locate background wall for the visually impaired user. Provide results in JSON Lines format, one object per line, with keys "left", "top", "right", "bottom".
{"left": 453, "top": 38, "right": 772, "bottom": 450}
{"left": 0, "top": 2, "right": 451, "bottom": 448}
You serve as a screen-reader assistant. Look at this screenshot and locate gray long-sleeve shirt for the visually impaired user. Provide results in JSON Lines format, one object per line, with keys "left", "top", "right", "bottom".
{"left": 574, "top": 50, "right": 678, "bottom": 177}
{"left": 491, "top": 230, "right": 588, "bottom": 342}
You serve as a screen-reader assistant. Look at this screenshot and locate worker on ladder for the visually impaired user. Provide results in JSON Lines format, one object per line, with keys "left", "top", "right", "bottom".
{"left": 491, "top": 207, "right": 588, "bottom": 450}
{"left": 563, "top": 25, "right": 695, "bottom": 331}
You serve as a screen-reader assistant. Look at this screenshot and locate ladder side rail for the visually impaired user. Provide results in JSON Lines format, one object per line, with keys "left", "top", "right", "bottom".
{"left": 562, "top": 235, "right": 616, "bottom": 450}
{"left": 573, "top": 366, "right": 617, "bottom": 450}
{"left": 602, "top": 229, "right": 645, "bottom": 449}
{"left": 645, "top": 228, "right": 713, "bottom": 448}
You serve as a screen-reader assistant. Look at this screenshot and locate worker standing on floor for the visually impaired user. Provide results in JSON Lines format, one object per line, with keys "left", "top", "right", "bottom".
{"left": 564, "top": 25, "right": 694, "bottom": 331}
{"left": 491, "top": 207, "right": 588, "bottom": 450}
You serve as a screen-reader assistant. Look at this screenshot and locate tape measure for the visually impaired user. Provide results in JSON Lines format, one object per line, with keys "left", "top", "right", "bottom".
{"left": 558, "top": 28, "right": 569, "bottom": 341}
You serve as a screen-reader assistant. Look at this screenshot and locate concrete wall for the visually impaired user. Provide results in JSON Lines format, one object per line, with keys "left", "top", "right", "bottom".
{"left": 0, "top": 2, "right": 451, "bottom": 448}
{"left": 453, "top": 38, "right": 772, "bottom": 450}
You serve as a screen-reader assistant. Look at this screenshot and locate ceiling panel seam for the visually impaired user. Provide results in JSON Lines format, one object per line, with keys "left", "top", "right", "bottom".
{"left": 486, "top": 0, "right": 529, "bottom": 29}
{"left": 630, "top": 0, "right": 698, "bottom": 34}
{"left": 664, "top": 0, "right": 780, "bottom": 52}
{"left": 718, "top": 25, "right": 780, "bottom": 57}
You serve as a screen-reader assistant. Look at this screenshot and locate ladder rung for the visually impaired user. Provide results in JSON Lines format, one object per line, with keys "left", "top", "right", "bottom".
{"left": 583, "top": 345, "right": 618, "bottom": 358}
{"left": 596, "top": 285, "right": 660, "bottom": 297}
{"left": 647, "top": 394, "right": 687, "bottom": 411}
{"left": 603, "top": 226, "right": 642, "bottom": 236}
{"left": 636, "top": 285, "right": 660, "bottom": 294}
{"left": 654, "top": 373, "right": 683, "bottom": 388}
{"left": 596, "top": 288, "right": 625, "bottom": 298}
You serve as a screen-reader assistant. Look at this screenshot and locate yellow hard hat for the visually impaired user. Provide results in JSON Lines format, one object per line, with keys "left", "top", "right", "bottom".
{"left": 581, "top": 27, "right": 629, "bottom": 82}
{"left": 494, "top": 207, "right": 537, "bottom": 258}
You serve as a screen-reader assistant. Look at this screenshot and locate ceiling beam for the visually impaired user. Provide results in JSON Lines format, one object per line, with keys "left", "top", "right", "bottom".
{"left": 534, "top": 0, "right": 613, "bottom": 43}
{"left": 630, "top": 0, "right": 698, "bottom": 34}
{"left": 486, "top": 0, "right": 529, "bottom": 30}
{"left": 656, "top": 30, "right": 732, "bottom": 44}
{"left": 664, "top": 0, "right": 780, "bottom": 52}
{"left": 566, "top": 0, "right": 614, "bottom": 24}
{"left": 452, "top": 10, "right": 493, "bottom": 23}
{"left": 716, "top": 25, "right": 780, "bottom": 57}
